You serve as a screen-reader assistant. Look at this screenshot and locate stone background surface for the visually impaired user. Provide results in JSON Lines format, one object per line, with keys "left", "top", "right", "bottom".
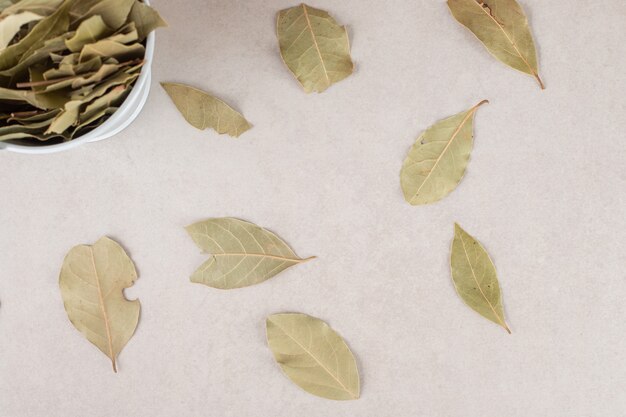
{"left": 1, "top": 1, "right": 625, "bottom": 416}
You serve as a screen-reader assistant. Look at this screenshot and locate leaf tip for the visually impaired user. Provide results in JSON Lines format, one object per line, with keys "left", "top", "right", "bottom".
{"left": 536, "top": 74, "right": 545, "bottom": 90}
{"left": 504, "top": 323, "right": 512, "bottom": 334}
{"left": 474, "top": 99, "right": 489, "bottom": 109}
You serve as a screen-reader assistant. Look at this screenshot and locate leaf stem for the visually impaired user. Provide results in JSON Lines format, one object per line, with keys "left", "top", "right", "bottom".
{"left": 300, "top": 256, "right": 317, "bottom": 263}
{"left": 535, "top": 73, "right": 545, "bottom": 90}
{"left": 472, "top": 99, "right": 489, "bottom": 111}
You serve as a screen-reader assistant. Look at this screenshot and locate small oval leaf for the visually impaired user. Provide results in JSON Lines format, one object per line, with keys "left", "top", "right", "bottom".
{"left": 450, "top": 223, "right": 510, "bottom": 333}
{"left": 277, "top": 3, "right": 353, "bottom": 93}
{"left": 186, "top": 218, "right": 314, "bottom": 289}
{"left": 266, "top": 313, "right": 360, "bottom": 400}
{"left": 161, "top": 82, "right": 251, "bottom": 138}
{"left": 59, "top": 236, "right": 140, "bottom": 372}
{"left": 401, "top": 100, "right": 487, "bottom": 205}
{"left": 447, "top": 0, "right": 544, "bottom": 89}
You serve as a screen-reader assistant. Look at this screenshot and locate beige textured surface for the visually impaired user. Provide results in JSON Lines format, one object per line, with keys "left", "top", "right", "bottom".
{"left": 0, "top": 1, "right": 625, "bottom": 416}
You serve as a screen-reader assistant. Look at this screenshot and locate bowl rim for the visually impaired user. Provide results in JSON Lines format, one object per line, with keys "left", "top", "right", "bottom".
{"left": 0, "top": 3, "right": 156, "bottom": 155}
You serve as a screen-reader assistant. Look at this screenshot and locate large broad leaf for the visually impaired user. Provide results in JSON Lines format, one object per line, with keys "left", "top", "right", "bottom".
{"left": 447, "top": 0, "right": 544, "bottom": 89}
{"left": 185, "top": 218, "right": 314, "bottom": 289}
{"left": 400, "top": 100, "right": 487, "bottom": 205}
{"left": 276, "top": 4, "right": 353, "bottom": 93}
{"left": 450, "top": 223, "right": 511, "bottom": 333}
{"left": 161, "top": 82, "right": 251, "bottom": 138}
{"left": 59, "top": 236, "right": 140, "bottom": 372}
{"left": 266, "top": 313, "right": 360, "bottom": 400}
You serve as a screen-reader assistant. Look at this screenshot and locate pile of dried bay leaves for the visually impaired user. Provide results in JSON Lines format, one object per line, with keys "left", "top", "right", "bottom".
{"left": 0, "top": 0, "right": 166, "bottom": 145}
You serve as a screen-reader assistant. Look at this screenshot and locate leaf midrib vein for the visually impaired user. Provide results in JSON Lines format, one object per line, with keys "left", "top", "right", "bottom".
{"left": 89, "top": 246, "right": 116, "bottom": 372}
{"left": 301, "top": 4, "right": 330, "bottom": 85}
{"left": 212, "top": 253, "right": 303, "bottom": 262}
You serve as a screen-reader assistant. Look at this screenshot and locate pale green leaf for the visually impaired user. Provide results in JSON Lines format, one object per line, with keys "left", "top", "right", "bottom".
{"left": 43, "top": 56, "right": 102, "bottom": 80}
{"left": 46, "top": 99, "right": 80, "bottom": 133}
{"left": 0, "top": 11, "right": 43, "bottom": 50}
{"left": 185, "top": 218, "right": 314, "bottom": 289}
{"left": 447, "top": 0, "right": 544, "bottom": 89}
{"left": 0, "top": 0, "right": 63, "bottom": 18}
{"left": 79, "top": 39, "right": 144, "bottom": 62}
{"left": 65, "top": 14, "right": 110, "bottom": 53}
{"left": 276, "top": 4, "right": 353, "bottom": 93}
{"left": 128, "top": 0, "right": 166, "bottom": 41}
{"left": 0, "top": 32, "right": 71, "bottom": 82}
{"left": 74, "top": 0, "right": 134, "bottom": 31}
{"left": 0, "top": 0, "right": 72, "bottom": 71}
{"left": 400, "top": 100, "right": 487, "bottom": 205}
{"left": 0, "top": 84, "right": 40, "bottom": 107}
{"left": 59, "top": 236, "right": 140, "bottom": 372}
{"left": 450, "top": 223, "right": 511, "bottom": 333}
{"left": 161, "top": 82, "right": 251, "bottom": 138}
{"left": 0, "top": 116, "right": 53, "bottom": 135}
{"left": 266, "top": 313, "right": 360, "bottom": 400}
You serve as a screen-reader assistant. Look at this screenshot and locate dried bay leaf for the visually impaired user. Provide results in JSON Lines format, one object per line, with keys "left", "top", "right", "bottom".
{"left": 74, "top": 0, "right": 135, "bottom": 31}
{"left": 0, "top": 85, "right": 41, "bottom": 107}
{"left": 185, "top": 218, "right": 314, "bottom": 289}
{"left": 161, "top": 82, "right": 251, "bottom": 138}
{"left": 65, "top": 14, "right": 110, "bottom": 53}
{"left": 129, "top": 0, "right": 167, "bottom": 41}
{"left": 1, "top": 0, "right": 164, "bottom": 144}
{"left": 450, "top": 223, "right": 511, "bottom": 333}
{"left": 0, "top": 116, "right": 53, "bottom": 136}
{"left": 276, "top": 4, "right": 353, "bottom": 93}
{"left": 59, "top": 236, "right": 140, "bottom": 372}
{"left": 43, "top": 56, "right": 102, "bottom": 80}
{"left": 0, "top": 32, "right": 72, "bottom": 81}
{"left": 46, "top": 99, "right": 80, "bottom": 133}
{"left": 7, "top": 108, "right": 60, "bottom": 122}
{"left": 0, "top": 11, "right": 43, "bottom": 50}
{"left": 266, "top": 313, "right": 360, "bottom": 400}
{"left": 78, "top": 83, "right": 128, "bottom": 122}
{"left": 1, "top": 0, "right": 63, "bottom": 18}
{"left": 79, "top": 39, "right": 144, "bottom": 63}
{"left": 0, "top": 0, "right": 73, "bottom": 71}
{"left": 447, "top": 0, "right": 544, "bottom": 89}
{"left": 400, "top": 100, "right": 487, "bottom": 205}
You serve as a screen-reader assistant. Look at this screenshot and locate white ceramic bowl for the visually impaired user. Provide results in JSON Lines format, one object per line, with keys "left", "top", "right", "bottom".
{"left": 0, "top": 8, "right": 155, "bottom": 155}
